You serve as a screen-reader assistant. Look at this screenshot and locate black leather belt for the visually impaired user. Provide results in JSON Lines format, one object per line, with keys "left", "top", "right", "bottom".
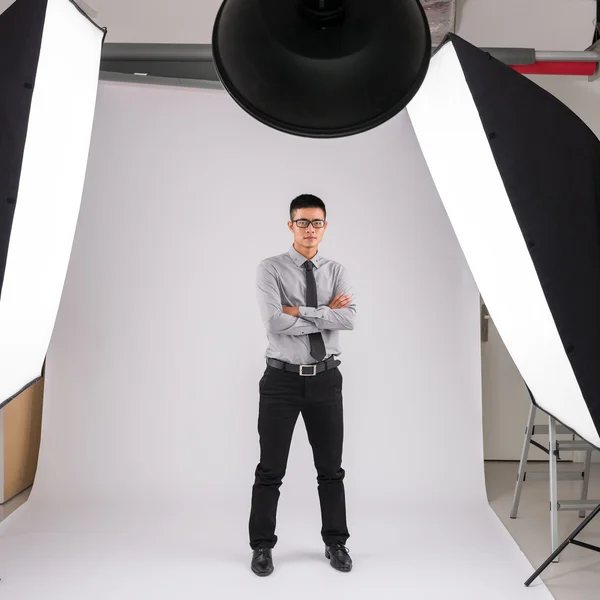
{"left": 266, "top": 355, "right": 341, "bottom": 376}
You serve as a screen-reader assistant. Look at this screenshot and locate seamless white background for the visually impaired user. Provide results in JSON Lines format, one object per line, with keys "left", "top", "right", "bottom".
{"left": 0, "top": 82, "right": 552, "bottom": 598}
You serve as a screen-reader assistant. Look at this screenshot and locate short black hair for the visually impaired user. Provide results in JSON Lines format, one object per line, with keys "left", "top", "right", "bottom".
{"left": 290, "top": 194, "right": 327, "bottom": 221}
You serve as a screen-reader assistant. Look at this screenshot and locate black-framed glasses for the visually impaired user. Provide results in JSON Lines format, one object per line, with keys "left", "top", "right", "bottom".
{"left": 292, "top": 219, "right": 326, "bottom": 228}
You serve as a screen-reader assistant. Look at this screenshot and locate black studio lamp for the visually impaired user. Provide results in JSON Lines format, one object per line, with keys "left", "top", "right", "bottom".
{"left": 212, "top": 0, "right": 431, "bottom": 138}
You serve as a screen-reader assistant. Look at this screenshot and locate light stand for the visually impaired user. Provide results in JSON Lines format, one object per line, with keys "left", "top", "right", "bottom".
{"left": 525, "top": 501, "right": 600, "bottom": 586}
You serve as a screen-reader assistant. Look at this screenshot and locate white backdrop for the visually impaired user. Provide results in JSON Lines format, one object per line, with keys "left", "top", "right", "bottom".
{"left": 0, "top": 82, "right": 551, "bottom": 598}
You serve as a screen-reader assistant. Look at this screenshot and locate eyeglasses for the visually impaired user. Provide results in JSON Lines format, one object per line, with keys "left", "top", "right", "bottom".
{"left": 292, "top": 219, "right": 325, "bottom": 228}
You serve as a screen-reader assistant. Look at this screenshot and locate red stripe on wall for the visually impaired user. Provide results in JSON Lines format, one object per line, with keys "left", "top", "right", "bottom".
{"left": 511, "top": 62, "right": 596, "bottom": 76}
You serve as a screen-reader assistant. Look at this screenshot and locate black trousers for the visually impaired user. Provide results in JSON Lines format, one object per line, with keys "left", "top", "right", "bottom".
{"left": 248, "top": 362, "right": 350, "bottom": 549}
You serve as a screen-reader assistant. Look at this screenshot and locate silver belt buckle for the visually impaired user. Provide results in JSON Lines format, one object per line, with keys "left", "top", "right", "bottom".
{"left": 299, "top": 364, "right": 317, "bottom": 376}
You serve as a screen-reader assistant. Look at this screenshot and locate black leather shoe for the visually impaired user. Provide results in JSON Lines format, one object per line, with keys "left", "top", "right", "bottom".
{"left": 325, "top": 542, "right": 352, "bottom": 572}
{"left": 251, "top": 547, "right": 274, "bottom": 576}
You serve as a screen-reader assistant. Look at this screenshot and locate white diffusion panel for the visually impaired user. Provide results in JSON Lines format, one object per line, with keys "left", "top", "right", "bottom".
{"left": 407, "top": 43, "right": 600, "bottom": 449}
{"left": 0, "top": 0, "right": 104, "bottom": 405}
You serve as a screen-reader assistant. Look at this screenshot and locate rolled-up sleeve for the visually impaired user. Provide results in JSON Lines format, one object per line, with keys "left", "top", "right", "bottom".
{"left": 256, "top": 261, "right": 321, "bottom": 336}
{"left": 298, "top": 264, "right": 356, "bottom": 330}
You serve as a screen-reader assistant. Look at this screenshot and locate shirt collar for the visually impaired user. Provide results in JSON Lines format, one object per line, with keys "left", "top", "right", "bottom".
{"left": 288, "top": 244, "right": 324, "bottom": 268}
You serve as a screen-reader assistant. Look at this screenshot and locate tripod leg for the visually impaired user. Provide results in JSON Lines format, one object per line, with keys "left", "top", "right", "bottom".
{"left": 549, "top": 416, "right": 559, "bottom": 561}
{"left": 525, "top": 501, "right": 600, "bottom": 586}
{"left": 579, "top": 449, "right": 592, "bottom": 518}
{"left": 511, "top": 403, "right": 536, "bottom": 519}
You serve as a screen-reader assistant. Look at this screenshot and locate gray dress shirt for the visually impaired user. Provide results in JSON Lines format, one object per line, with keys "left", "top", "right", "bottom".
{"left": 256, "top": 245, "right": 356, "bottom": 365}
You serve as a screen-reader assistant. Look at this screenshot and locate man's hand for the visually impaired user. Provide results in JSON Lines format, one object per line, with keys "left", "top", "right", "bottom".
{"left": 282, "top": 306, "right": 300, "bottom": 317}
{"left": 329, "top": 292, "right": 352, "bottom": 309}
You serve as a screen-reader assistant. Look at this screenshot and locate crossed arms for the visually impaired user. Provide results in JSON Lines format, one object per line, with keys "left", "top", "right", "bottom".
{"left": 256, "top": 262, "right": 356, "bottom": 335}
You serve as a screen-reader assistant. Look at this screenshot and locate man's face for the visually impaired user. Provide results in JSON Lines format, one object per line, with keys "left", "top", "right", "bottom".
{"left": 288, "top": 207, "right": 328, "bottom": 250}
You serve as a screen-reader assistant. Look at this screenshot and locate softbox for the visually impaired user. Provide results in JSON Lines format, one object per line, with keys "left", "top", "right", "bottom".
{"left": 0, "top": 0, "right": 105, "bottom": 408}
{"left": 407, "top": 34, "right": 600, "bottom": 449}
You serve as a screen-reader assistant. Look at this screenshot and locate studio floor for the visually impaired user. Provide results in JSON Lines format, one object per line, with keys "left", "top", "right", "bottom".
{"left": 0, "top": 462, "right": 598, "bottom": 599}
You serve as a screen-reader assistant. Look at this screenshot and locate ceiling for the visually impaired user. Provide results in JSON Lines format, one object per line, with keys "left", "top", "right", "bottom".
{"left": 0, "top": 0, "right": 596, "bottom": 49}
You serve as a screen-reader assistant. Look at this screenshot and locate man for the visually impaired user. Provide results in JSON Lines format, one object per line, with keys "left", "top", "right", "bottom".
{"left": 249, "top": 193, "right": 356, "bottom": 577}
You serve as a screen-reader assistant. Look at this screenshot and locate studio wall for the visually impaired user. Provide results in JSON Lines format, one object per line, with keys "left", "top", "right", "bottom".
{"left": 25, "top": 81, "right": 483, "bottom": 512}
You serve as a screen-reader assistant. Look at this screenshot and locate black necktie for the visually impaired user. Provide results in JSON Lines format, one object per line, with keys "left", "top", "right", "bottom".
{"left": 304, "top": 260, "right": 326, "bottom": 362}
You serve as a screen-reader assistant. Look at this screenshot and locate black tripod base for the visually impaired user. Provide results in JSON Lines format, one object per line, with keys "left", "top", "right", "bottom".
{"left": 525, "top": 501, "right": 600, "bottom": 586}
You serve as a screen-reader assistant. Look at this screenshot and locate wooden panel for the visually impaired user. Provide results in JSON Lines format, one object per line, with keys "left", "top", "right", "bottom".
{"left": 2, "top": 378, "right": 44, "bottom": 503}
